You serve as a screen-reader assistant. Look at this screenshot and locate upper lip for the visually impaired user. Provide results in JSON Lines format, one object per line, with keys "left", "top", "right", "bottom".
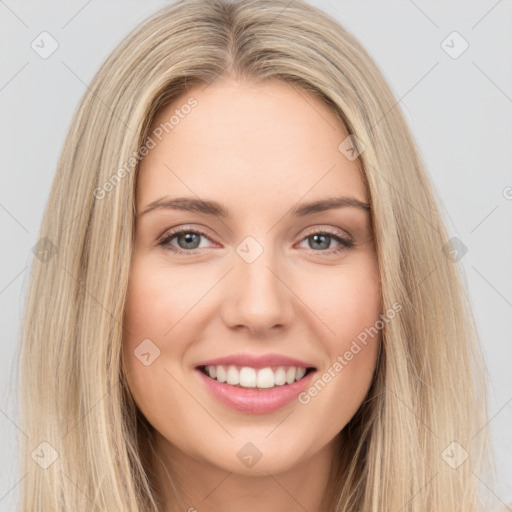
{"left": 196, "top": 353, "right": 317, "bottom": 370}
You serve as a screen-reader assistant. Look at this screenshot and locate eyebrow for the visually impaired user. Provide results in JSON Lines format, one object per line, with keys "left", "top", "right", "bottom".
{"left": 138, "top": 196, "right": 370, "bottom": 218}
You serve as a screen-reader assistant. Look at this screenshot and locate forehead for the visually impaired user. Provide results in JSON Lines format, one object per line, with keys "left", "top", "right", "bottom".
{"left": 137, "top": 79, "right": 367, "bottom": 213}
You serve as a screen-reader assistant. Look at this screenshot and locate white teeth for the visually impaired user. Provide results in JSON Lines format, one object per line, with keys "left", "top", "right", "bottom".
{"left": 203, "top": 365, "right": 310, "bottom": 389}
{"left": 239, "top": 367, "right": 256, "bottom": 387}
{"left": 285, "top": 367, "right": 296, "bottom": 384}
{"left": 216, "top": 365, "right": 227, "bottom": 383}
{"left": 226, "top": 365, "right": 239, "bottom": 385}
{"left": 256, "top": 368, "right": 275, "bottom": 388}
{"left": 296, "top": 367, "right": 306, "bottom": 380}
{"left": 274, "top": 367, "right": 287, "bottom": 386}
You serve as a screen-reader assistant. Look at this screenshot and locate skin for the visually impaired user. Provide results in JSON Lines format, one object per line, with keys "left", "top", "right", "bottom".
{"left": 122, "top": 77, "right": 382, "bottom": 512}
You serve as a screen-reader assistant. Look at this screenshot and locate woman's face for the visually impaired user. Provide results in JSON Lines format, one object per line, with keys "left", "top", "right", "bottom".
{"left": 123, "top": 78, "right": 381, "bottom": 478}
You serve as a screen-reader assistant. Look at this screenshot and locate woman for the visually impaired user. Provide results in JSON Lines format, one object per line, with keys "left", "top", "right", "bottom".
{"left": 18, "top": 0, "right": 497, "bottom": 510}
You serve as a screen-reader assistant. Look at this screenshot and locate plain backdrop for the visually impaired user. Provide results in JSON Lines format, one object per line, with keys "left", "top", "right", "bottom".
{"left": 1, "top": 1, "right": 511, "bottom": 510}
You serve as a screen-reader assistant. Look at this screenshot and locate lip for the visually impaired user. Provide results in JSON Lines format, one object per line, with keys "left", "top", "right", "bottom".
{"left": 195, "top": 352, "right": 315, "bottom": 370}
{"left": 195, "top": 367, "right": 317, "bottom": 414}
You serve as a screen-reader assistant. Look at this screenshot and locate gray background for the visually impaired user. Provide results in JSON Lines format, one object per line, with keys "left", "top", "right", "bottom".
{"left": 1, "top": 0, "right": 511, "bottom": 510}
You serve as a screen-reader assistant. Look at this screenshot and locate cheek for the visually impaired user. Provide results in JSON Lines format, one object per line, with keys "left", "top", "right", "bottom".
{"left": 305, "top": 255, "right": 381, "bottom": 344}
{"left": 123, "top": 254, "right": 200, "bottom": 344}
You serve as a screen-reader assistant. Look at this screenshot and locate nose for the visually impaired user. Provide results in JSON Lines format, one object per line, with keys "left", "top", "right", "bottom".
{"left": 220, "top": 239, "right": 295, "bottom": 336}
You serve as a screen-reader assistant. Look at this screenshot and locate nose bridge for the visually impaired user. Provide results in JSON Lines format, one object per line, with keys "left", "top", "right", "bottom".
{"left": 222, "top": 234, "right": 293, "bottom": 332}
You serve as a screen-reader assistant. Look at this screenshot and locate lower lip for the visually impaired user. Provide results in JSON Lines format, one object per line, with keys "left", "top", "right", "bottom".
{"left": 196, "top": 368, "right": 316, "bottom": 414}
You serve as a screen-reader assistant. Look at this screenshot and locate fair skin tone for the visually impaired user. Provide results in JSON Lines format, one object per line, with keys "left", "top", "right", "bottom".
{"left": 122, "top": 77, "right": 382, "bottom": 512}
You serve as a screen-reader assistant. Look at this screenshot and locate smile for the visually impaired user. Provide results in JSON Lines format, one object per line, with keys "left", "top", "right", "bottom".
{"left": 199, "top": 364, "right": 313, "bottom": 389}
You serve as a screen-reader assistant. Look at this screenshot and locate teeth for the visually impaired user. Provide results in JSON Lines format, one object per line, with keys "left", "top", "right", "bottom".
{"left": 274, "top": 367, "right": 286, "bottom": 385}
{"left": 256, "top": 368, "right": 274, "bottom": 388}
{"left": 226, "top": 365, "right": 239, "bottom": 385}
{"left": 296, "top": 367, "right": 306, "bottom": 380}
{"left": 204, "top": 365, "right": 310, "bottom": 389}
{"left": 285, "top": 367, "right": 296, "bottom": 384}
{"left": 216, "top": 365, "right": 227, "bottom": 383}
{"left": 239, "top": 366, "right": 256, "bottom": 387}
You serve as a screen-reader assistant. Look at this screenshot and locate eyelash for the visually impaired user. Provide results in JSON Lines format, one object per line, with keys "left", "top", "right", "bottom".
{"left": 157, "top": 226, "right": 355, "bottom": 256}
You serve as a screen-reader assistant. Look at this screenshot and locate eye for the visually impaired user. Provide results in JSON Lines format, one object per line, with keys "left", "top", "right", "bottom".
{"left": 296, "top": 227, "right": 354, "bottom": 254}
{"left": 158, "top": 227, "right": 214, "bottom": 254}
{"left": 157, "top": 226, "right": 355, "bottom": 255}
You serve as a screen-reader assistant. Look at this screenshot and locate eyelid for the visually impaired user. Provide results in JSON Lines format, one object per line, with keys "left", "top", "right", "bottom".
{"left": 157, "top": 224, "right": 209, "bottom": 240}
{"left": 300, "top": 225, "right": 353, "bottom": 242}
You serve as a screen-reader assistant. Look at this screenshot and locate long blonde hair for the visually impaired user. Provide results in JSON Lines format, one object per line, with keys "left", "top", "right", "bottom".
{"left": 17, "top": 0, "right": 496, "bottom": 510}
